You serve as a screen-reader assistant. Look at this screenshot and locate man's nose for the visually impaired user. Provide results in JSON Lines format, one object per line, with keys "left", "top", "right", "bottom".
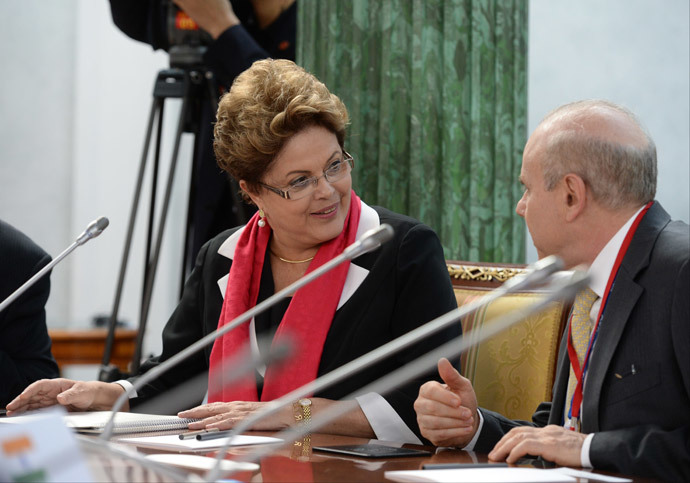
{"left": 515, "top": 196, "right": 526, "bottom": 217}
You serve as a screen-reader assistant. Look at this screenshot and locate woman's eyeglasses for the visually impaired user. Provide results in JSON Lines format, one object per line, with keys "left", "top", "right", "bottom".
{"left": 260, "top": 152, "right": 354, "bottom": 201}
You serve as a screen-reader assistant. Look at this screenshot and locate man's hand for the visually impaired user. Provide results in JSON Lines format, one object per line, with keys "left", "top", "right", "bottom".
{"left": 414, "top": 357, "right": 479, "bottom": 447}
{"left": 6, "top": 379, "right": 127, "bottom": 415}
{"left": 489, "top": 425, "right": 586, "bottom": 466}
{"left": 172, "top": 0, "right": 240, "bottom": 39}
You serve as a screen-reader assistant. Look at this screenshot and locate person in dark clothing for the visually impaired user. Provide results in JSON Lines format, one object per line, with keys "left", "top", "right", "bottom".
{"left": 0, "top": 219, "right": 59, "bottom": 406}
{"left": 109, "top": 0, "right": 296, "bottom": 266}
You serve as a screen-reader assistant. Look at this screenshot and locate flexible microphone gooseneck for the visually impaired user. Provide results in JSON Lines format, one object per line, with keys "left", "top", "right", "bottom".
{"left": 100, "top": 224, "right": 395, "bottom": 440}
{"left": 0, "top": 217, "right": 110, "bottom": 314}
{"left": 201, "top": 256, "right": 566, "bottom": 479}
{"left": 206, "top": 268, "right": 589, "bottom": 482}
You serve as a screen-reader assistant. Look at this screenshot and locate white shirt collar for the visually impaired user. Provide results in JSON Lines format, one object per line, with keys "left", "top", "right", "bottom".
{"left": 587, "top": 205, "right": 645, "bottom": 298}
{"left": 215, "top": 200, "right": 379, "bottom": 308}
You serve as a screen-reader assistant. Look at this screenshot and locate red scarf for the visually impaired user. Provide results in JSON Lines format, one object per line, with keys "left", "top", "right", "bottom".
{"left": 208, "top": 191, "right": 362, "bottom": 402}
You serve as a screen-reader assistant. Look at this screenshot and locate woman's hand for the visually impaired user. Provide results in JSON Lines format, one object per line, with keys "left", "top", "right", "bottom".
{"left": 179, "top": 398, "right": 376, "bottom": 437}
{"left": 6, "top": 379, "right": 128, "bottom": 415}
{"left": 179, "top": 400, "right": 291, "bottom": 431}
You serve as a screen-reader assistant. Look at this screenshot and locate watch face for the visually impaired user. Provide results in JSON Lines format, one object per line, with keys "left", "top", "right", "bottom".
{"left": 299, "top": 398, "right": 312, "bottom": 407}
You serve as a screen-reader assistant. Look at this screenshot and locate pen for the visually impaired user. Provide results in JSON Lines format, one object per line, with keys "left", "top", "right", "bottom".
{"left": 179, "top": 427, "right": 220, "bottom": 440}
{"left": 422, "top": 463, "right": 509, "bottom": 470}
{"left": 196, "top": 429, "right": 234, "bottom": 441}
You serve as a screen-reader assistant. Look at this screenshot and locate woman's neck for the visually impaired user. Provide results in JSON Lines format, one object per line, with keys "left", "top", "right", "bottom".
{"left": 269, "top": 236, "right": 319, "bottom": 264}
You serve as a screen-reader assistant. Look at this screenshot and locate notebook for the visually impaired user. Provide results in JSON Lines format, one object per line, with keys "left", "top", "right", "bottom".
{"left": 2, "top": 411, "right": 199, "bottom": 435}
{"left": 64, "top": 411, "right": 200, "bottom": 434}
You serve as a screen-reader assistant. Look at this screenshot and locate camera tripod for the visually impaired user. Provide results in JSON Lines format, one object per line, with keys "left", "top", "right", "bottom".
{"left": 98, "top": 54, "right": 249, "bottom": 382}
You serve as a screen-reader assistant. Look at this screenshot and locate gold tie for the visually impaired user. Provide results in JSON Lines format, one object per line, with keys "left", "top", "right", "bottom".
{"left": 564, "top": 287, "right": 598, "bottom": 430}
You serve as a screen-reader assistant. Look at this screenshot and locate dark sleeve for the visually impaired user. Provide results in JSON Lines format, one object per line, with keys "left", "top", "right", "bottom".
{"left": 202, "top": 3, "right": 296, "bottom": 86}
{"left": 381, "top": 223, "right": 461, "bottom": 441}
{"left": 589, "top": 258, "right": 690, "bottom": 481}
{"left": 473, "top": 406, "right": 546, "bottom": 453}
{"left": 0, "top": 234, "right": 59, "bottom": 406}
{"left": 202, "top": 26, "right": 270, "bottom": 86}
{"left": 109, "top": 0, "right": 168, "bottom": 50}
{"left": 128, "top": 236, "right": 225, "bottom": 411}
{"left": 109, "top": 0, "right": 295, "bottom": 87}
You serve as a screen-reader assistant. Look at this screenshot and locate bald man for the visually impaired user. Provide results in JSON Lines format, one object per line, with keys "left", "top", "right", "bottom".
{"left": 414, "top": 100, "right": 689, "bottom": 480}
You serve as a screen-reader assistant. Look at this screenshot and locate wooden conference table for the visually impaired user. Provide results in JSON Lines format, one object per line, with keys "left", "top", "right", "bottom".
{"left": 103, "top": 431, "right": 653, "bottom": 482}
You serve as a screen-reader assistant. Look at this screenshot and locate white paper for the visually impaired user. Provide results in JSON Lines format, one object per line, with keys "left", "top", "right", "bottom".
{"left": 145, "top": 453, "right": 259, "bottom": 472}
{"left": 118, "top": 433, "right": 283, "bottom": 451}
{"left": 553, "top": 467, "right": 632, "bottom": 482}
{"left": 384, "top": 467, "right": 577, "bottom": 482}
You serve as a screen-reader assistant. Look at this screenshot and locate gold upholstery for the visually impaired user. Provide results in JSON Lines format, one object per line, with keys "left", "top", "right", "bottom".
{"left": 447, "top": 261, "right": 570, "bottom": 421}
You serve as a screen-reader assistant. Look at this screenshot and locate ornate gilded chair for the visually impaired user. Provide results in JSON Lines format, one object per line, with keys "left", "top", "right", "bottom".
{"left": 446, "top": 260, "right": 571, "bottom": 420}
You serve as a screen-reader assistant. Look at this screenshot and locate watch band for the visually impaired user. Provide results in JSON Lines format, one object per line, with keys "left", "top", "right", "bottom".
{"left": 293, "top": 398, "right": 312, "bottom": 425}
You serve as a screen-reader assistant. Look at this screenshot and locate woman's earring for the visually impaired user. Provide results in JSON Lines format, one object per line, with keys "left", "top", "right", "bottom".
{"left": 258, "top": 209, "right": 266, "bottom": 228}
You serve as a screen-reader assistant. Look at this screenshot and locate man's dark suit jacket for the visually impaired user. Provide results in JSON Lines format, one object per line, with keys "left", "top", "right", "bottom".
{"left": 476, "top": 202, "right": 690, "bottom": 480}
{"left": 0, "top": 220, "right": 59, "bottom": 406}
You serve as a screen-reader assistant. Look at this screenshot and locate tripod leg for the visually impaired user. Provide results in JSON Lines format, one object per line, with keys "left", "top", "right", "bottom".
{"left": 180, "top": 129, "right": 201, "bottom": 296}
{"left": 99, "top": 97, "right": 162, "bottom": 382}
{"left": 131, "top": 80, "right": 193, "bottom": 373}
{"left": 142, "top": 102, "right": 166, "bottom": 307}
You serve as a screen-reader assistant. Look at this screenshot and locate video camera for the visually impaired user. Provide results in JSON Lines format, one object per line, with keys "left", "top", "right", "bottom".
{"left": 164, "top": 0, "right": 213, "bottom": 68}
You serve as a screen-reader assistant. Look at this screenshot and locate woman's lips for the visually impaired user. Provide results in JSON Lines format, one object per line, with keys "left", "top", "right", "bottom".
{"left": 311, "top": 202, "right": 338, "bottom": 218}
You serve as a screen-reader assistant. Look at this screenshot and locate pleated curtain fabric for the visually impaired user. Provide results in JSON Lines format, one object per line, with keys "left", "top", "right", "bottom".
{"left": 297, "top": 0, "right": 528, "bottom": 262}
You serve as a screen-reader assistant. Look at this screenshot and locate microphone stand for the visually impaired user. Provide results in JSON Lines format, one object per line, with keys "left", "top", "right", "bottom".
{"left": 206, "top": 269, "right": 590, "bottom": 482}
{"left": 100, "top": 224, "right": 394, "bottom": 440}
{"left": 0, "top": 217, "right": 109, "bottom": 314}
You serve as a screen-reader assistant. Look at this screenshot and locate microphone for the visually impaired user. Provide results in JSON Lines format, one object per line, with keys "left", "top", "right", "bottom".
{"left": 100, "top": 223, "right": 395, "bottom": 440}
{"left": 343, "top": 224, "right": 394, "bottom": 259}
{"left": 208, "top": 269, "right": 590, "bottom": 481}
{"left": 201, "top": 256, "right": 568, "bottom": 479}
{"left": 0, "top": 216, "right": 109, "bottom": 314}
{"left": 75, "top": 216, "right": 110, "bottom": 245}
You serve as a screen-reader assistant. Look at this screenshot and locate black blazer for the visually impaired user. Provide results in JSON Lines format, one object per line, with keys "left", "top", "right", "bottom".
{"left": 476, "top": 202, "right": 690, "bottom": 480}
{"left": 130, "top": 206, "right": 460, "bottom": 439}
{"left": 0, "top": 220, "right": 59, "bottom": 406}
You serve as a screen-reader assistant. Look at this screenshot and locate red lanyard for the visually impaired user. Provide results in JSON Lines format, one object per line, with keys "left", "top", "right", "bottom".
{"left": 566, "top": 201, "right": 652, "bottom": 425}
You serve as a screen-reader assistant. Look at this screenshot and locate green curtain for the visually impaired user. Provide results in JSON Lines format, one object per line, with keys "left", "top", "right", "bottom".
{"left": 298, "top": 0, "right": 527, "bottom": 262}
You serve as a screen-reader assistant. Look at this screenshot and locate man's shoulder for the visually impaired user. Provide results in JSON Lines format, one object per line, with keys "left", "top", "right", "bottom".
{"left": 650, "top": 216, "right": 689, "bottom": 268}
{"left": 627, "top": 203, "right": 688, "bottom": 272}
{"left": 0, "top": 220, "right": 50, "bottom": 269}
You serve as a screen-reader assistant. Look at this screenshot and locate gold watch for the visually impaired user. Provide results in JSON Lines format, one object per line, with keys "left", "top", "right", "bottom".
{"left": 292, "top": 398, "right": 312, "bottom": 425}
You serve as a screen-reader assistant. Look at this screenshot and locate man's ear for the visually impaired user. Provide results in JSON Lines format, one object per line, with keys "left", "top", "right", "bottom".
{"left": 562, "top": 173, "right": 587, "bottom": 222}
